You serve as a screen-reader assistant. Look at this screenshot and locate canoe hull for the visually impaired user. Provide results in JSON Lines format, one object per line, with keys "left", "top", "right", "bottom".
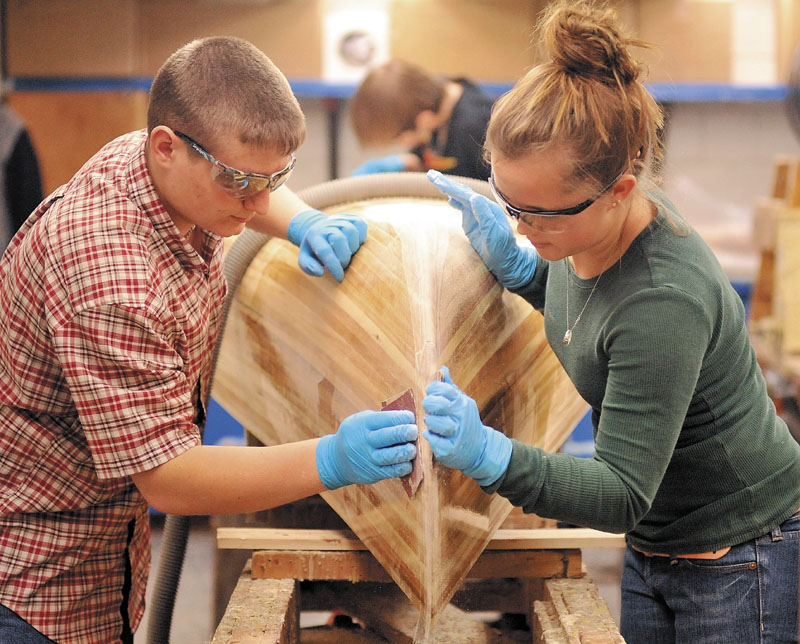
{"left": 212, "top": 198, "right": 588, "bottom": 624}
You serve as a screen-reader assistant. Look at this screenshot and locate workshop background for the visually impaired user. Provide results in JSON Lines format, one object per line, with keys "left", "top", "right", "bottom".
{"left": 2, "top": 1, "right": 800, "bottom": 642}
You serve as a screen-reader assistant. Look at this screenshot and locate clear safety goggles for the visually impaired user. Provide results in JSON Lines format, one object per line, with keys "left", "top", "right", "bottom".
{"left": 488, "top": 170, "right": 622, "bottom": 233}
{"left": 175, "top": 130, "right": 295, "bottom": 199}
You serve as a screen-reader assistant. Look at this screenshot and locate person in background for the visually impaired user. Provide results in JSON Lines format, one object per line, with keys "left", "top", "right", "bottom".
{"left": 0, "top": 36, "right": 417, "bottom": 644}
{"left": 349, "top": 59, "right": 493, "bottom": 181}
{"left": 422, "top": 2, "right": 800, "bottom": 643}
{"left": 0, "top": 100, "right": 43, "bottom": 251}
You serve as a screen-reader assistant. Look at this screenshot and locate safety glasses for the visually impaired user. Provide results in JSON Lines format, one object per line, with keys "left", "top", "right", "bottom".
{"left": 174, "top": 131, "right": 295, "bottom": 199}
{"left": 489, "top": 170, "right": 623, "bottom": 233}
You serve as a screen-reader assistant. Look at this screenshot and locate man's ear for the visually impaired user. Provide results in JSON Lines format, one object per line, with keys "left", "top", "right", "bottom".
{"left": 148, "top": 126, "right": 179, "bottom": 168}
{"left": 415, "top": 109, "right": 438, "bottom": 134}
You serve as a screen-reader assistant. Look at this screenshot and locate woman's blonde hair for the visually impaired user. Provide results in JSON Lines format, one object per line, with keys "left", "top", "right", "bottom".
{"left": 486, "top": 0, "right": 664, "bottom": 192}
{"left": 147, "top": 36, "right": 306, "bottom": 155}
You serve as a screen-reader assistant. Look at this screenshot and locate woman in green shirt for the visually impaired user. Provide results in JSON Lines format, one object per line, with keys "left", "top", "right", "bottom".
{"left": 422, "top": 2, "right": 800, "bottom": 642}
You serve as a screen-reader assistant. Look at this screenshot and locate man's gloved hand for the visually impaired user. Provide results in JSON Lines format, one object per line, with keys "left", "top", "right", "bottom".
{"left": 422, "top": 366, "right": 512, "bottom": 487}
{"left": 316, "top": 409, "right": 418, "bottom": 490}
{"left": 351, "top": 154, "right": 407, "bottom": 176}
{"left": 287, "top": 209, "right": 368, "bottom": 282}
{"left": 427, "top": 170, "right": 537, "bottom": 291}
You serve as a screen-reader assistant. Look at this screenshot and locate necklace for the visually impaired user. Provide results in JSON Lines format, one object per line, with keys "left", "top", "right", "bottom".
{"left": 562, "top": 238, "right": 621, "bottom": 347}
{"left": 184, "top": 225, "right": 196, "bottom": 240}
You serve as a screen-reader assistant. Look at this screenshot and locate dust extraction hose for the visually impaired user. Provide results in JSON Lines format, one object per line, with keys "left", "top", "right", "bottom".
{"left": 145, "top": 172, "right": 489, "bottom": 643}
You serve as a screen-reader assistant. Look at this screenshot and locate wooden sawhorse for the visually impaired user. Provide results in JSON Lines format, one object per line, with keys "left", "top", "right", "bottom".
{"left": 210, "top": 528, "right": 626, "bottom": 643}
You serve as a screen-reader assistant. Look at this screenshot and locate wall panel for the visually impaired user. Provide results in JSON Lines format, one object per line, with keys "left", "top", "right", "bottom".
{"left": 6, "top": 91, "right": 148, "bottom": 193}
{"left": 388, "top": 0, "right": 545, "bottom": 82}
{"left": 7, "top": 0, "right": 140, "bottom": 76}
{"left": 137, "top": 0, "right": 323, "bottom": 79}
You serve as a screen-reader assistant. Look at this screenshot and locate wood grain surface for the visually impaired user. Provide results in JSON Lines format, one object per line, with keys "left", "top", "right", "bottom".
{"left": 212, "top": 197, "right": 589, "bottom": 631}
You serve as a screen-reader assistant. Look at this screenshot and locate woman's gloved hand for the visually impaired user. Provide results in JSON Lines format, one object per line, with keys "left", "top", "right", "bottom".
{"left": 422, "top": 366, "right": 512, "bottom": 486}
{"left": 316, "top": 409, "right": 418, "bottom": 490}
{"left": 427, "top": 170, "right": 537, "bottom": 290}
{"left": 287, "top": 209, "right": 368, "bottom": 282}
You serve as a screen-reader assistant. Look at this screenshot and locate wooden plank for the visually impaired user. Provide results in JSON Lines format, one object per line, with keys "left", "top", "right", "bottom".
{"left": 250, "top": 548, "right": 582, "bottom": 582}
{"left": 749, "top": 326, "right": 800, "bottom": 395}
{"left": 750, "top": 249, "right": 775, "bottom": 321}
{"left": 490, "top": 528, "right": 624, "bottom": 550}
{"left": 251, "top": 550, "right": 392, "bottom": 583}
{"left": 751, "top": 157, "right": 800, "bottom": 323}
{"left": 210, "top": 562, "right": 298, "bottom": 644}
{"left": 472, "top": 549, "right": 583, "bottom": 580}
{"left": 534, "top": 600, "right": 569, "bottom": 644}
{"left": 771, "top": 156, "right": 793, "bottom": 200}
{"left": 218, "top": 528, "right": 366, "bottom": 551}
{"left": 752, "top": 198, "right": 781, "bottom": 251}
{"left": 789, "top": 160, "right": 800, "bottom": 209}
{"left": 775, "top": 217, "right": 800, "bottom": 353}
{"left": 217, "top": 527, "right": 626, "bottom": 552}
{"left": 533, "top": 576, "right": 625, "bottom": 644}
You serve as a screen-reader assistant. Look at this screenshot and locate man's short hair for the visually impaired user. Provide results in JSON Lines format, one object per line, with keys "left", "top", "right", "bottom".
{"left": 147, "top": 36, "right": 306, "bottom": 155}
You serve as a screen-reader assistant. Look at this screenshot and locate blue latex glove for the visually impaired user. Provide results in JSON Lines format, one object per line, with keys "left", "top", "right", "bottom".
{"left": 316, "top": 409, "right": 418, "bottom": 490}
{"left": 422, "top": 366, "right": 512, "bottom": 487}
{"left": 427, "top": 169, "right": 537, "bottom": 291}
{"left": 287, "top": 209, "right": 368, "bottom": 282}
{"left": 351, "top": 154, "right": 407, "bottom": 176}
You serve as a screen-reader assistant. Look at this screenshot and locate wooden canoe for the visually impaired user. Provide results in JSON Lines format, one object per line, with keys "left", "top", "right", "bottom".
{"left": 211, "top": 182, "right": 588, "bottom": 635}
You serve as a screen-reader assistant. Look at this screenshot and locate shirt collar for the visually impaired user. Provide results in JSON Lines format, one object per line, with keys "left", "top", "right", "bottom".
{"left": 125, "top": 130, "right": 221, "bottom": 270}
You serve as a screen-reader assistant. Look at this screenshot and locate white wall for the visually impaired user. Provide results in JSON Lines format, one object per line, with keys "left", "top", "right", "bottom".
{"left": 662, "top": 100, "right": 800, "bottom": 282}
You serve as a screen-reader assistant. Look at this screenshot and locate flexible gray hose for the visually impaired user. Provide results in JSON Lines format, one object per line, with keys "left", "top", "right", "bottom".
{"left": 146, "top": 172, "right": 488, "bottom": 643}
{"left": 294, "top": 171, "right": 491, "bottom": 207}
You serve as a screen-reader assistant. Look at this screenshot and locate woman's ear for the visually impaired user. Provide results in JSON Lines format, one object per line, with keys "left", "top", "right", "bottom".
{"left": 611, "top": 173, "right": 637, "bottom": 204}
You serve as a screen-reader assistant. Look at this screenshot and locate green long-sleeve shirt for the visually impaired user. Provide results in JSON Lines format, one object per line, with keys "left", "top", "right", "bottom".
{"left": 485, "top": 191, "right": 800, "bottom": 555}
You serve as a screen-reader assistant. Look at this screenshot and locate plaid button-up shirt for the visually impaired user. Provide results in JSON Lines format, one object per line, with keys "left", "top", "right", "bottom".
{"left": 0, "top": 130, "right": 226, "bottom": 643}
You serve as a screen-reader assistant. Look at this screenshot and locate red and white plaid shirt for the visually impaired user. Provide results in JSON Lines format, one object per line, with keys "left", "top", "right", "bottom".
{"left": 0, "top": 130, "right": 226, "bottom": 643}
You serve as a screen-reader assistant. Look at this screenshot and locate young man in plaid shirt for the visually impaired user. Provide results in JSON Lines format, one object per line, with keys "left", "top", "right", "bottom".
{"left": 0, "top": 37, "right": 417, "bottom": 643}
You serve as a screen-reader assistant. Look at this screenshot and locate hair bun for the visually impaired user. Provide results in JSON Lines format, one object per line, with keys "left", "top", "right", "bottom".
{"left": 542, "top": 1, "right": 640, "bottom": 87}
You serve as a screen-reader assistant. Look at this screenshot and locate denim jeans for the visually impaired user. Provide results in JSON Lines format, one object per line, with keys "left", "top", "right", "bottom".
{"left": 620, "top": 511, "right": 800, "bottom": 644}
{"left": 0, "top": 604, "right": 57, "bottom": 643}
{"left": 0, "top": 602, "right": 135, "bottom": 643}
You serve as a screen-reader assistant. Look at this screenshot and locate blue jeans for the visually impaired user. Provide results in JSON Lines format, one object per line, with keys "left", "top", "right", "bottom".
{"left": 0, "top": 604, "right": 57, "bottom": 643}
{"left": 0, "top": 601, "right": 134, "bottom": 644}
{"left": 620, "top": 511, "right": 800, "bottom": 644}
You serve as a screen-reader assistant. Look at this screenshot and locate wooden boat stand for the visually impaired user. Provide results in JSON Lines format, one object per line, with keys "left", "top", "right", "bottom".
{"left": 210, "top": 526, "right": 626, "bottom": 644}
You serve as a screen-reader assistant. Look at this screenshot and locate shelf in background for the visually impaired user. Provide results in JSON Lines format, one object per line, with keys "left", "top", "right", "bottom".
{"left": 6, "top": 76, "right": 789, "bottom": 103}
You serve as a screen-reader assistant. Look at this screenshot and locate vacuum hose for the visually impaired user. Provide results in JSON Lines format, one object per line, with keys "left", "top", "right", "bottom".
{"left": 145, "top": 172, "right": 489, "bottom": 643}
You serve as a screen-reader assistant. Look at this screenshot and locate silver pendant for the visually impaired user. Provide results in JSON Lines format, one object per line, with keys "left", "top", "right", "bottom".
{"left": 562, "top": 329, "right": 572, "bottom": 346}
